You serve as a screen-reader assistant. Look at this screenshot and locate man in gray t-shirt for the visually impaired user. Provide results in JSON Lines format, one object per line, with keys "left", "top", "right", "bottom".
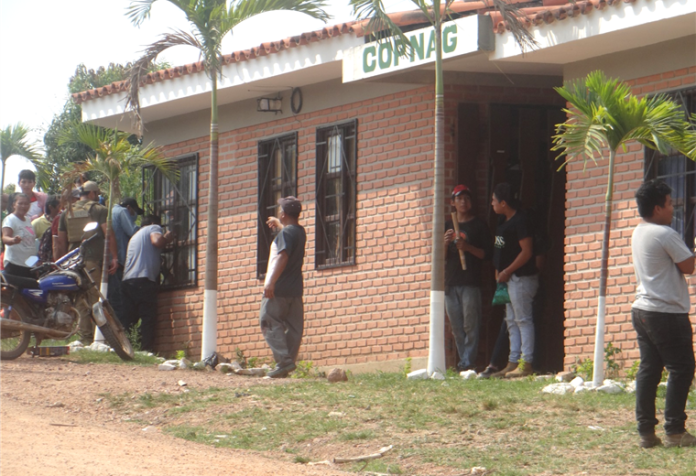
{"left": 631, "top": 180, "right": 696, "bottom": 449}
{"left": 260, "top": 196, "right": 306, "bottom": 378}
{"left": 121, "top": 215, "right": 174, "bottom": 352}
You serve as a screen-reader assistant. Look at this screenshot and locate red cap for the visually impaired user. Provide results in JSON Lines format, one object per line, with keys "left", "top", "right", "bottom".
{"left": 451, "top": 185, "right": 472, "bottom": 199}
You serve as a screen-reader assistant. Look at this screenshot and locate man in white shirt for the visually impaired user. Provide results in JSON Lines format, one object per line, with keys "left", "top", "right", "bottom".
{"left": 631, "top": 180, "right": 696, "bottom": 449}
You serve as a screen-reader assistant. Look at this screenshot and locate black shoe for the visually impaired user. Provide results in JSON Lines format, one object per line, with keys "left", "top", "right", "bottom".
{"left": 477, "top": 365, "right": 498, "bottom": 380}
{"left": 267, "top": 363, "right": 297, "bottom": 379}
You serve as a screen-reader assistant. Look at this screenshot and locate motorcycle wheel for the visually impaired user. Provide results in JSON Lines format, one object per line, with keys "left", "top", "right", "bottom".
{"left": 98, "top": 300, "right": 134, "bottom": 361}
{"left": 1, "top": 289, "right": 32, "bottom": 360}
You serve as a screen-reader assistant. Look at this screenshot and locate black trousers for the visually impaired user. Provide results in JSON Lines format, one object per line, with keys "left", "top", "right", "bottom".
{"left": 632, "top": 309, "right": 695, "bottom": 435}
{"left": 121, "top": 278, "right": 159, "bottom": 352}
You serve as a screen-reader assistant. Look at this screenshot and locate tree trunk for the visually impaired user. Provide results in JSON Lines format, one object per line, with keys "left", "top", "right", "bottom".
{"left": 427, "top": 12, "right": 446, "bottom": 376}
{"left": 201, "top": 76, "right": 219, "bottom": 360}
{"left": 592, "top": 148, "right": 616, "bottom": 386}
{"left": 94, "top": 179, "right": 118, "bottom": 343}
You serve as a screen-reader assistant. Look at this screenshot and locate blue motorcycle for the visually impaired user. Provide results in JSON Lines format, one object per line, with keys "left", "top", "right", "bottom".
{"left": 0, "top": 224, "right": 133, "bottom": 360}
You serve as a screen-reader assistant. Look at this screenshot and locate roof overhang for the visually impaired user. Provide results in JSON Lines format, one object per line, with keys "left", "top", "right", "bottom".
{"left": 492, "top": 0, "right": 696, "bottom": 65}
{"left": 81, "top": 34, "right": 363, "bottom": 134}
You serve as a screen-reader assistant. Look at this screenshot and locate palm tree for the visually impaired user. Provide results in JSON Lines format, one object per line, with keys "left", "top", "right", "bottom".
{"left": 1, "top": 123, "right": 43, "bottom": 196}
{"left": 125, "top": 0, "right": 330, "bottom": 360}
{"left": 552, "top": 70, "right": 696, "bottom": 386}
{"left": 58, "top": 123, "right": 173, "bottom": 299}
{"left": 348, "top": 0, "right": 535, "bottom": 376}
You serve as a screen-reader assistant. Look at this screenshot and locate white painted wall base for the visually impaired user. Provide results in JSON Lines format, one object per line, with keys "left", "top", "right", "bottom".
{"left": 427, "top": 290, "right": 446, "bottom": 376}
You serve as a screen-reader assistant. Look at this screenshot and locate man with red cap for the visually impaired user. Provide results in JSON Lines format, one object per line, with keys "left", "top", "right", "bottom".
{"left": 444, "top": 185, "right": 492, "bottom": 372}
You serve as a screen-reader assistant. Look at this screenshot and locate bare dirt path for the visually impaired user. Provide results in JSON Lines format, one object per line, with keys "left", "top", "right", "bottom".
{"left": 1, "top": 356, "right": 347, "bottom": 476}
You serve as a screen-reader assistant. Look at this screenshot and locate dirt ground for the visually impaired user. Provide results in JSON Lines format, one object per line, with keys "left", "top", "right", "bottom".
{"left": 0, "top": 356, "right": 349, "bottom": 476}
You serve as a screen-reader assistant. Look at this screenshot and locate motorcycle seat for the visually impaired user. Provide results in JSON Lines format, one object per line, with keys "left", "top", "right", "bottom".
{"left": 1, "top": 271, "right": 40, "bottom": 289}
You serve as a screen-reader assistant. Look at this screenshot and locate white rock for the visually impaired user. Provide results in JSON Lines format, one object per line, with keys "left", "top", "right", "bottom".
{"left": 178, "top": 380, "right": 187, "bottom": 387}
{"left": 430, "top": 371, "right": 445, "bottom": 380}
{"left": 328, "top": 412, "right": 345, "bottom": 417}
{"left": 574, "top": 386, "right": 589, "bottom": 394}
{"left": 192, "top": 361, "right": 206, "bottom": 370}
{"left": 471, "top": 467, "right": 488, "bottom": 475}
{"left": 626, "top": 381, "right": 636, "bottom": 393}
{"left": 228, "top": 361, "right": 243, "bottom": 371}
{"left": 535, "top": 375, "right": 552, "bottom": 381}
{"left": 234, "top": 368, "right": 266, "bottom": 377}
{"left": 407, "top": 369, "right": 429, "bottom": 380}
{"left": 542, "top": 383, "right": 574, "bottom": 395}
{"left": 217, "top": 363, "right": 235, "bottom": 374}
{"left": 158, "top": 363, "right": 176, "bottom": 371}
{"left": 179, "top": 358, "right": 191, "bottom": 369}
{"left": 88, "top": 342, "right": 111, "bottom": 353}
{"left": 68, "top": 341, "right": 84, "bottom": 349}
{"left": 164, "top": 359, "right": 180, "bottom": 367}
{"left": 569, "top": 376, "right": 584, "bottom": 388}
{"left": 556, "top": 371, "right": 575, "bottom": 382}
{"left": 596, "top": 383, "right": 623, "bottom": 394}
{"left": 459, "top": 370, "right": 477, "bottom": 380}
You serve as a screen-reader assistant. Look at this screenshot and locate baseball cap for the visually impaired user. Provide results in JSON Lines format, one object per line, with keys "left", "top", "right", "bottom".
{"left": 70, "top": 188, "right": 81, "bottom": 199}
{"left": 451, "top": 184, "right": 472, "bottom": 199}
{"left": 278, "top": 196, "right": 302, "bottom": 216}
{"left": 82, "top": 181, "right": 100, "bottom": 193}
{"left": 120, "top": 197, "right": 144, "bottom": 215}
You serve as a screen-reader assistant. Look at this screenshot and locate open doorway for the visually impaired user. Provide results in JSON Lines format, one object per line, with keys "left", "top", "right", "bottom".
{"left": 449, "top": 103, "right": 566, "bottom": 373}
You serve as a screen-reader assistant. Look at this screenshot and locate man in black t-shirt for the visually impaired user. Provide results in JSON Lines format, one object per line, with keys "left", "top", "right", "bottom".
{"left": 260, "top": 196, "right": 307, "bottom": 378}
{"left": 444, "top": 185, "right": 493, "bottom": 371}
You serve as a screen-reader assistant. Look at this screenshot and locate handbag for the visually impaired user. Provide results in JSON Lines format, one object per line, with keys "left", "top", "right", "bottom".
{"left": 492, "top": 282, "right": 511, "bottom": 306}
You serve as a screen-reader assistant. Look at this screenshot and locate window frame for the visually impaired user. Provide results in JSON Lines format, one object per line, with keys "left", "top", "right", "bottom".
{"left": 315, "top": 119, "right": 358, "bottom": 269}
{"left": 257, "top": 133, "right": 298, "bottom": 279}
{"left": 142, "top": 153, "right": 199, "bottom": 290}
{"left": 644, "top": 86, "right": 696, "bottom": 246}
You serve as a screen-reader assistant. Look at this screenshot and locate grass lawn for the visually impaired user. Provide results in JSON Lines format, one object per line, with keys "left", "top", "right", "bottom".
{"left": 98, "top": 370, "right": 696, "bottom": 475}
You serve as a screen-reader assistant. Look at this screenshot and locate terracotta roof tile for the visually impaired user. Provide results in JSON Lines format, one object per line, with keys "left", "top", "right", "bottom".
{"left": 73, "top": 0, "right": 641, "bottom": 104}
{"left": 488, "top": 0, "right": 638, "bottom": 34}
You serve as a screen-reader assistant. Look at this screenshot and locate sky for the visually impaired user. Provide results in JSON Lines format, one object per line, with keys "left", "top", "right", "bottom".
{"left": 0, "top": 0, "right": 412, "bottom": 189}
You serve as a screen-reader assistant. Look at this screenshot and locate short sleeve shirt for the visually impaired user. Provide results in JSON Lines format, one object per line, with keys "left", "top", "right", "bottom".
{"left": 58, "top": 201, "right": 109, "bottom": 262}
{"left": 493, "top": 211, "right": 536, "bottom": 276}
{"left": 2, "top": 213, "right": 36, "bottom": 267}
{"left": 264, "top": 224, "right": 306, "bottom": 297}
{"left": 631, "top": 222, "right": 693, "bottom": 313}
{"left": 445, "top": 217, "right": 492, "bottom": 287}
{"left": 123, "top": 225, "right": 163, "bottom": 283}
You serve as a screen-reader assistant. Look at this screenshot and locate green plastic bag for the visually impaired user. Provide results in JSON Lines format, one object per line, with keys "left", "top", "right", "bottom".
{"left": 492, "top": 282, "right": 511, "bottom": 306}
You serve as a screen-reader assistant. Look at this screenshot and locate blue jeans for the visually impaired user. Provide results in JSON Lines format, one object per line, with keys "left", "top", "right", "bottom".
{"left": 632, "top": 309, "right": 695, "bottom": 436}
{"left": 506, "top": 274, "right": 538, "bottom": 364}
{"left": 445, "top": 286, "right": 482, "bottom": 369}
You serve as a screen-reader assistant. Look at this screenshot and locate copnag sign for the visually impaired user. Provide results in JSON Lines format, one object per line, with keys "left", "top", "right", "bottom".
{"left": 342, "top": 15, "right": 493, "bottom": 83}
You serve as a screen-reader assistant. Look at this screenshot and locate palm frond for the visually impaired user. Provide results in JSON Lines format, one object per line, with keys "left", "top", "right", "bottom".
{"left": 125, "top": 30, "right": 204, "bottom": 135}
{"left": 1, "top": 123, "right": 42, "bottom": 163}
{"left": 349, "top": 0, "right": 416, "bottom": 57}
{"left": 127, "top": 0, "right": 160, "bottom": 27}
{"left": 489, "top": 0, "right": 537, "bottom": 53}
{"left": 553, "top": 70, "right": 696, "bottom": 169}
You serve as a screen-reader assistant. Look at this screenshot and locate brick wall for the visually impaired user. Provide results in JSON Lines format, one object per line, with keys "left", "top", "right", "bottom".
{"left": 151, "top": 80, "right": 568, "bottom": 366}
{"left": 563, "top": 66, "right": 696, "bottom": 372}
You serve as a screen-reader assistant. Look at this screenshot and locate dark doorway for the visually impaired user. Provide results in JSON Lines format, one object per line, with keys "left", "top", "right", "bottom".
{"left": 448, "top": 103, "right": 566, "bottom": 374}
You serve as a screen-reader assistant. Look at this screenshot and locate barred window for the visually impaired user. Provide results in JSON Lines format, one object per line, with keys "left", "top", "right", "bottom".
{"left": 316, "top": 120, "right": 357, "bottom": 268}
{"left": 142, "top": 154, "right": 198, "bottom": 289}
{"left": 257, "top": 133, "right": 297, "bottom": 278}
{"left": 645, "top": 87, "right": 696, "bottom": 245}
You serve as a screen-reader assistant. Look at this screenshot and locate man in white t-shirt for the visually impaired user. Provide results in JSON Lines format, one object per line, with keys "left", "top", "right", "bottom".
{"left": 631, "top": 180, "right": 696, "bottom": 449}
